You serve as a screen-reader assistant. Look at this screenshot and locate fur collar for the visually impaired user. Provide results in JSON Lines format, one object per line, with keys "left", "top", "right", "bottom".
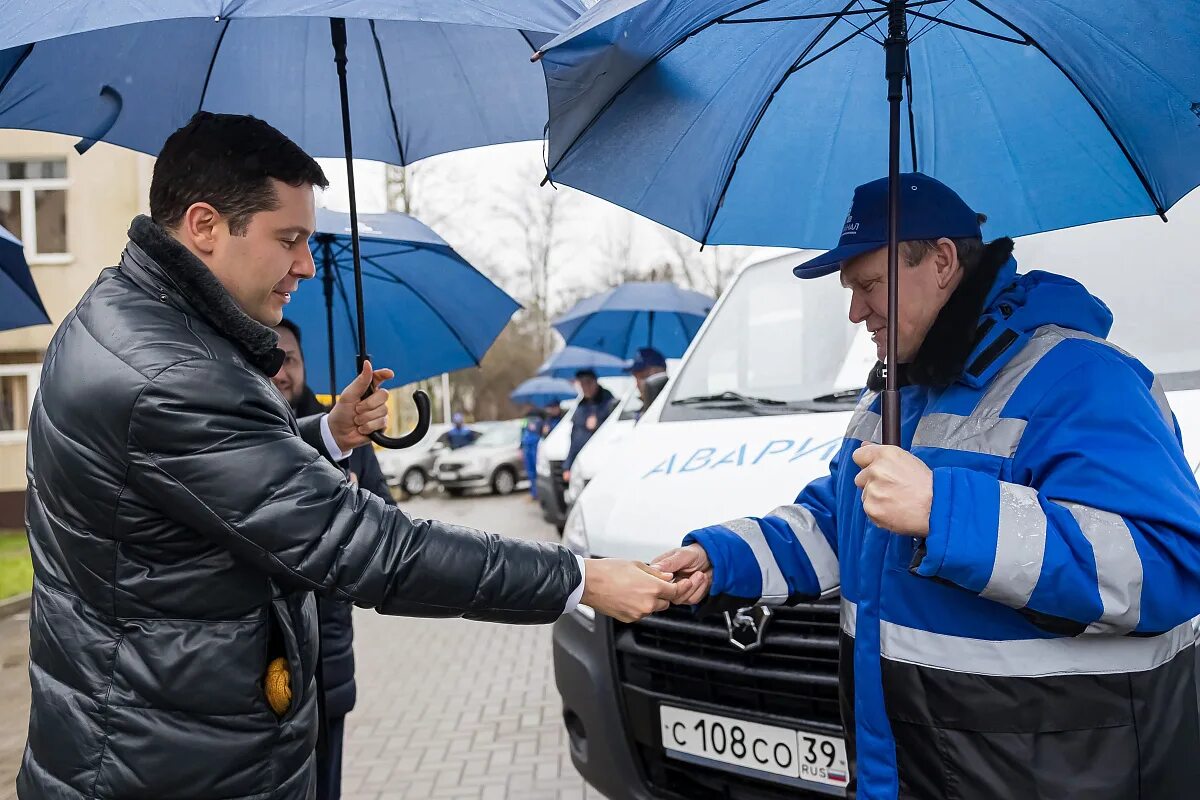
{"left": 126, "top": 216, "right": 284, "bottom": 376}
{"left": 867, "top": 237, "right": 1016, "bottom": 390}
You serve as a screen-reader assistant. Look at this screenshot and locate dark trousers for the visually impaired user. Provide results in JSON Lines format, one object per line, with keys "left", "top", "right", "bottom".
{"left": 316, "top": 715, "right": 345, "bottom": 800}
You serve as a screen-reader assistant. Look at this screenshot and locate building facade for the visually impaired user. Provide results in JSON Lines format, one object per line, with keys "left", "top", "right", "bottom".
{"left": 0, "top": 131, "right": 152, "bottom": 526}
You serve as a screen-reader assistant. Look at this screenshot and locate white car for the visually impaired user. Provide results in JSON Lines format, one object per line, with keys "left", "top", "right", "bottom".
{"left": 553, "top": 195, "right": 1200, "bottom": 800}
{"left": 372, "top": 422, "right": 450, "bottom": 496}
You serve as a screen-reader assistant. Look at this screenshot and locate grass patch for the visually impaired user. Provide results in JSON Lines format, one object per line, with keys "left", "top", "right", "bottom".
{"left": 0, "top": 530, "right": 31, "bottom": 600}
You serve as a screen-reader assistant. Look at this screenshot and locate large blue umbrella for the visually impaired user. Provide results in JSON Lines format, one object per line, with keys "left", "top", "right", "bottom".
{"left": 0, "top": 0, "right": 583, "bottom": 447}
{"left": 552, "top": 282, "right": 713, "bottom": 359}
{"left": 288, "top": 208, "right": 520, "bottom": 394}
{"left": 537, "top": 345, "right": 629, "bottom": 379}
{"left": 0, "top": 225, "right": 50, "bottom": 331}
{"left": 535, "top": 0, "right": 1200, "bottom": 443}
{"left": 510, "top": 376, "right": 578, "bottom": 407}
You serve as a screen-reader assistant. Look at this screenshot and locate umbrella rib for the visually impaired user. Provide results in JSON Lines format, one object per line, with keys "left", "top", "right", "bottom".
{"left": 368, "top": 19, "right": 407, "bottom": 167}
{"left": 908, "top": 0, "right": 960, "bottom": 43}
{"left": 966, "top": 0, "right": 1168, "bottom": 220}
{"left": 698, "top": 2, "right": 877, "bottom": 245}
{"left": 0, "top": 44, "right": 34, "bottom": 95}
{"left": 905, "top": 9, "right": 1025, "bottom": 45}
{"left": 198, "top": 18, "right": 232, "bottom": 110}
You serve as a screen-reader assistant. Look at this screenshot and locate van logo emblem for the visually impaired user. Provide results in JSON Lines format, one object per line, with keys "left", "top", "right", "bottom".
{"left": 725, "top": 606, "right": 773, "bottom": 652}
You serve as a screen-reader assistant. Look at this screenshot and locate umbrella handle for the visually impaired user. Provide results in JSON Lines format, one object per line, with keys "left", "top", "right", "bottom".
{"left": 370, "top": 389, "right": 432, "bottom": 450}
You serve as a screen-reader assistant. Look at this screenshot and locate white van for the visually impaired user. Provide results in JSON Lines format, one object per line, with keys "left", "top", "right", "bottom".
{"left": 553, "top": 194, "right": 1200, "bottom": 800}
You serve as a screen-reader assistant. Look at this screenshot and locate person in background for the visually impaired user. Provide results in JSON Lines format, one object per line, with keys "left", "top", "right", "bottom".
{"left": 521, "top": 408, "right": 545, "bottom": 500}
{"left": 562, "top": 368, "right": 617, "bottom": 484}
{"left": 272, "top": 319, "right": 390, "bottom": 800}
{"left": 627, "top": 346, "right": 667, "bottom": 412}
{"left": 445, "top": 411, "right": 480, "bottom": 449}
{"left": 541, "top": 402, "right": 564, "bottom": 438}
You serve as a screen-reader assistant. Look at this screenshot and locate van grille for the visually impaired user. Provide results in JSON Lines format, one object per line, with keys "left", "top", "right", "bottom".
{"left": 613, "top": 599, "right": 844, "bottom": 799}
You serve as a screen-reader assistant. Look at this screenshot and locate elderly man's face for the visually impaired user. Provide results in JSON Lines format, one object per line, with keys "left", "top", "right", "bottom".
{"left": 841, "top": 240, "right": 962, "bottom": 363}
{"left": 271, "top": 325, "right": 306, "bottom": 405}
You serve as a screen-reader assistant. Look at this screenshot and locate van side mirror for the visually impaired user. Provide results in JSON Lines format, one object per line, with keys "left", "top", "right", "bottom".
{"left": 642, "top": 372, "right": 670, "bottom": 409}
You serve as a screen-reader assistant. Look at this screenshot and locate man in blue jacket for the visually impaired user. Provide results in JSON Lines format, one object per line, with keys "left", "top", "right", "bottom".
{"left": 654, "top": 174, "right": 1200, "bottom": 799}
{"left": 562, "top": 368, "right": 617, "bottom": 483}
{"left": 272, "top": 319, "right": 394, "bottom": 800}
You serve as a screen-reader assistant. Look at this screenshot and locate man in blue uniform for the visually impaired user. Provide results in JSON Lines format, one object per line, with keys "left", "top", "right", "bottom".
{"left": 654, "top": 174, "right": 1200, "bottom": 799}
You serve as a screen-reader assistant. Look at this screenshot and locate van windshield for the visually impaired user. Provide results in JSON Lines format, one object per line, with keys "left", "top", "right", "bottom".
{"left": 663, "top": 258, "right": 868, "bottom": 421}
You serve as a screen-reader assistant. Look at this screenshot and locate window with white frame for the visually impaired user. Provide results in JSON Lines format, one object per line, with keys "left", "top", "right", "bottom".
{"left": 0, "top": 363, "right": 39, "bottom": 441}
{"left": 0, "top": 159, "right": 68, "bottom": 263}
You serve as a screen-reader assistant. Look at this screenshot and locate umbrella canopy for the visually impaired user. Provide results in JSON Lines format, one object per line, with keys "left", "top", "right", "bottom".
{"left": 0, "top": 224, "right": 50, "bottom": 331}
{"left": 537, "top": 1, "right": 1200, "bottom": 247}
{"left": 536, "top": 0, "right": 1200, "bottom": 443}
{"left": 552, "top": 282, "right": 713, "bottom": 359}
{"left": 287, "top": 208, "right": 520, "bottom": 393}
{"left": 0, "top": 0, "right": 584, "bottom": 164}
{"left": 537, "top": 345, "right": 629, "bottom": 379}
{"left": 0, "top": 0, "right": 583, "bottom": 447}
{"left": 510, "top": 376, "right": 577, "bottom": 407}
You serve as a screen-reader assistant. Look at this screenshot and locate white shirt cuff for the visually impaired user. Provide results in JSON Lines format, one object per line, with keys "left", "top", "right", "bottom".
{"left": 562, "top": 554, "right": 586, "bottom": 614}
{"left": 320, "top": 413, "right": 351, "bottom": 462}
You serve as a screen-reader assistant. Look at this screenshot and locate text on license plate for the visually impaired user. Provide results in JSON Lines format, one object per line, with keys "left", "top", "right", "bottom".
{"left": 659, "top": 705, "right": 848, "bottom": 789}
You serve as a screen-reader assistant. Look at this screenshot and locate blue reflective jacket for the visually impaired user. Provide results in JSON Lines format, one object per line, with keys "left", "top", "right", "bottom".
{"left": 686, "top": 259, "right": 1200, "bottom": 799}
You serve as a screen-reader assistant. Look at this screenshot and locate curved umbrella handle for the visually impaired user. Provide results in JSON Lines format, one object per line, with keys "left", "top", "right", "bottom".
{"left": 370, "top": 389, "right": 432, "bottom": 450}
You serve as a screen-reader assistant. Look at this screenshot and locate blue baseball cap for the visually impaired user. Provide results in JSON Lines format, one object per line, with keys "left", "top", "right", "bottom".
{"left": 793, "top": 173, "right": 981, "bottom": 279}
{"left": 627, "top": 347, "right": 666, "bottom": 374}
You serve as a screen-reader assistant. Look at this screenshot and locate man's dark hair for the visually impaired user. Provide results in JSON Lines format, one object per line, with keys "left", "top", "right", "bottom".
{"left": 901, "top": 213, "right": 989, "bottom": 275}
{"left": 275, "top": 317, "right": 302, "bottom": 348}
{"left": 575, "top": 368, "right": 598, "bottom": 381}
{"left": 150, "top": 112, "right": 329, "bottom": 236}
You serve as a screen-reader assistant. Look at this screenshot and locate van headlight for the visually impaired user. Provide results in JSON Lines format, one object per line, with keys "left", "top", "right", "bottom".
{"left": 563, "top": 504, "right": 591, "bottom": 558}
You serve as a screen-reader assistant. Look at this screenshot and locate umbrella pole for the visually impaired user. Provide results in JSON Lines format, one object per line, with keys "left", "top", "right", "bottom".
{"left": 881, "top": 3, "right": 909, "bottom": 448}
{"left": 320, "top": 238, "right": 338, "bottom": 401}
{"left": 330, "top": 18, "right": 431, "bottom": 449}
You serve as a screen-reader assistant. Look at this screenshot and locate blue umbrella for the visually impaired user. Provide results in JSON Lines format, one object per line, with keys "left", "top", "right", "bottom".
{"left": 0, "top": 0, "right": 583, "bottom": 447}
{"left": 535, "top": 1, "right": 1200, "bottom": 443}
{"left": 287, "top": 208, "right": 520, "bottom": 394}
{"left": 510, "top": 376, "right": 577, "bottom": 407}
{"left": 537, "top": 345, "right": 629, "bottom": 379}
{"left": 552, "top": 282, "right": 713, "bottom": 360}
{"left": 0, "top": 225, "right": 50, "bottom": 331}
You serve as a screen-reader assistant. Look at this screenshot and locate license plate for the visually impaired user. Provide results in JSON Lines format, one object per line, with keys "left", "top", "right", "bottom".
{"left": 660, "top": 705, "right": 849, "bottom": 790}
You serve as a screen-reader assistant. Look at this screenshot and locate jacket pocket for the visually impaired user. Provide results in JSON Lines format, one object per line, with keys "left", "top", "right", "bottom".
{"left": 266, "top": 599, "right": 304, "bottom": 723}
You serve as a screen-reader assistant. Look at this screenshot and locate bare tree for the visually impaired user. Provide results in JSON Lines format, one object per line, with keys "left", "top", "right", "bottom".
{"left": 659, "top": 229, "right": 754, "bottom": 297}
{"left": 492, "top": 167, "right": 575, "bottom": 361}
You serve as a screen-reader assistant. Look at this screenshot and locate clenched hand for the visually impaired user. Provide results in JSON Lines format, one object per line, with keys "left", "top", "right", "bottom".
{"left": 852, "top": 444, "right": 933, "bottom": 536}
{"left": 327, "top": 360, "right": 395, "bottom": 452}
{"left": 582, "top": 559, "right": 681, "bottom": 623}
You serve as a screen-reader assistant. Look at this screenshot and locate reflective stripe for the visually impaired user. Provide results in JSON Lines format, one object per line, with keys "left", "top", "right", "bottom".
{"left": 1151, "top": 377, "right": 1175, "bottom": 429}
{"left": 722, "top": 518, "right": 789, "bottom": 605}
{"left": 913, "top": 324, "right": 1173, "bottom": 455}
{"left": 913, "top": 413, "right": 1027, "bottom": 458}
{"left": 841, "top": 597, "right": 856, "bottom": 638}
{"left": 878, "top": 618, "right": 1192, "bottom": 677}
{"left": 1057, "top": 501, "right": 1143, "bottom": 634}
{"left": 767, "top": 504, "right": 839, "bottom": 593}
{"left": 980, "top": 482, "right": 1046, "bottom": 609}
{"left": 845, "top": 391, "right": 881, "bottom": 443}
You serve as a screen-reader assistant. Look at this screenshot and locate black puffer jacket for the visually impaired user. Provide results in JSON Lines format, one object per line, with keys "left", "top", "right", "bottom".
{"left": 19, "top": 217, "right": 580, "bottom": 800}
{"left": 291, "top": 386, "right": 395, "bottom": 720}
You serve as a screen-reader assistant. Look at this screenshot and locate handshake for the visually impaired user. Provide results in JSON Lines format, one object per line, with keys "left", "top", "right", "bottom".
{"left": 580, "top": 543, "right": 713, "bottom": 623}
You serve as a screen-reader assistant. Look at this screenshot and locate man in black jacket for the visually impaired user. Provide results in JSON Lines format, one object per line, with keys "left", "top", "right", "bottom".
{"left": 19, "top": 112, "right": 677, "bottom": 800}
{"left": 272, "top": 318, "right": 388, "bottom": 800}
